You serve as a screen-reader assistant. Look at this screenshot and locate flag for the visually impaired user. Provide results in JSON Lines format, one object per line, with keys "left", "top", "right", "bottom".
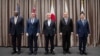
{"left": 16, "top": 3, "right": 20, "bottom": 15}
{"left": 81, "top": 4, "right": 84, "bottom": 12}
{"left": 32, "top": 7, "right": 36, "bottom": 13}
{"left": 32, "top": 7, "right": 36, "bottom": 17}
{"left": 65, "top": 1, "right": 68, "bottom": 12}
{"left": 81, "top": 0, "right": 84, "bottom": 12}
{"left": 50, "top": 5, "right": 56, "bottom": 22}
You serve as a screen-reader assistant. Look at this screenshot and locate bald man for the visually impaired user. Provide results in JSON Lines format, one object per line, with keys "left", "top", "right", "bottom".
{"left": 26, "top": 13, "right": 40, "bottom": 55}
{"left": 43, "top": 13, "right": 56, "bottom": 55}
{"left": 59, "top": 12, "right": 73, "bottom": 54}
{"left": 9, "top": 11, "right": 24, "bottom": 54}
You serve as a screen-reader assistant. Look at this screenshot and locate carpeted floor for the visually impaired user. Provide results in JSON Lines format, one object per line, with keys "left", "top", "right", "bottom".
{"left": 0, "top": 46, "right": 100, "bottom": 56}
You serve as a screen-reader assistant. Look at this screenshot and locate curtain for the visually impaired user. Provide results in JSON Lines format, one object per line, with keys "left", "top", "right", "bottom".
{"left": 0, "top": 0, "right": 99, "bottom": 47}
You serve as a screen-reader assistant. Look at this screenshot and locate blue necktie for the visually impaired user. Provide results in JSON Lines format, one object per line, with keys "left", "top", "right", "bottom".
{"left": 31, "top": 19, "right": 34, "bottom": 24}
{"left": 82, "top": 20, "right": 85, "bottom": 25}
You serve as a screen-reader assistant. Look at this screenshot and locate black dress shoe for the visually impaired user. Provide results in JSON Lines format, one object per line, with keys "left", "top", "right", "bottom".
{"left": 83, "top": 52, "right": 87, "bottom": 55}
{"left": 66, "top": 51, "right": 71, "bottom": 54}
{"left": 17, "top": 51, "right": 21, "bottom": 54}
{"left": 33, "top": 51, "right": 37, "bottom": 55}
{"left": 63, "top": 51, "right": 66, "bottom": 54}
{"left": 11, "top": 51, "right": 17, "bottom": 54}
{"left": 80, "top": 51, "right": 83, "bottom": 55}
{"left": 28, "top": 52, "right": 33, "bottom": 55}
{"left": 51, "top": 51, "right": 55, "bottom": 55}
{"left": 44, "top": 52, "right": 49, "bottom": 55}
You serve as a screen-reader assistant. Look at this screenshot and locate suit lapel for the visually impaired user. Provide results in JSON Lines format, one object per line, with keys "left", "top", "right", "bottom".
{"left": 63, "top": 18, "right": 70, "bottom": 25}
{"left": 67, "top": 18, "right": 70, "bottom": 25}
{"left": 11, "top": 16, "right": 21, "bottom": 24}
{"left": 80, "top": 19, "right": 87, "bottom": 26}
{"left": 50, "top": 21, "right": 52, "bottom": 26}
{"left": 84, "top": 20, "right": 87, "bottom": 25}
{"left": 11, "top": 17, "right": 14, "bottom": 24}
{"left": 16, "top": 16, "right": 21, "bottom": 24}
{"left": 29, "top": 18, "right": 31, "bottom": 23}
{"left": 62, "top": 18, "right": 66, "bottom": 24}
{"left": 29, "top": 18, "right": 35, "bottom": 24}
{"left": 32, "top": 18, "right": 37, "bottom": 24}
{"left": 46, "top": 20, "right": 49, "bottom": 26}
{"left": 80, "top": 20, "right": 84, "bottom": 26}
{"left": 46, "top": 20, "right": 52, "bottom": 27}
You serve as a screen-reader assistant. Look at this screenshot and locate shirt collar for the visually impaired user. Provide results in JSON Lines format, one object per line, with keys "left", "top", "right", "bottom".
{"left": 81, "top": 18, "right": 86, "bottom": 21}
{"left": 64, "top": 17, "right": 68, "bottom": 20}
{"left": 14, "top": 16, "right": 18, "bottom": 18}
{"left": 48, "top": 19, "right": 51, "bottom": 21}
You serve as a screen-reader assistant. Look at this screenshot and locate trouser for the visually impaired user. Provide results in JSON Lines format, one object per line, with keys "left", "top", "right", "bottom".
{"left": 28, "top": 34, "right": 38, "bottom": 52}
{"left": 79, "top": 36, "right": 87, "bottom": 52}
{"left": 62, "top": 32, "right": 71, "bottom": 52}
{"left": 45, "top": 34, "right": 54, "bottom": 52}
{"left": 11, "top": 34, "right": 22, "bottom": 52}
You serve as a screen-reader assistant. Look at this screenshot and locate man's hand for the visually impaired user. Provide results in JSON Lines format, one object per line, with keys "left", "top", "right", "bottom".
{"left": 71, "top": 32, "right": 73, "bottom": 35}
{"left": 76, "top": 34, "right": 78, "bottom": 37}
{"left": 88, "top": 34, "right": 91, "bottom": 37}
{"left": 60, "top": 32, "right": 62, "bottom": 36}
{"left": 55, "top": 34, "right": 56, "bottom": 37}
{"left": 36, "top": 33, "right": 39, "bottom": 37}
{"left": 26, "top": 33, "right": 29, "bottom": 36}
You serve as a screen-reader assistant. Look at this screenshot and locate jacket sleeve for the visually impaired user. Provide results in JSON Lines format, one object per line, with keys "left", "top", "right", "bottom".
{"left": 42, "top": 21, "right": 45, "bottom": 34}
{"left": 76, "top": 21, "right": 79, "bottom": 34}
{"left": 9, "top": 18, "right": 12, "bottom": 34}
{"left": 59, "top": 19, "right": 62, "bottom": 33}
{"left": 53, "top": 22, "right": 56, "bottom": 34}
{"left": 21, "top": 18, "right": 24, "bottom": 33}
{"left": 26, "top": 20, "right": 29, "bottom": 33}
{"left": 87, "top": 21, "right": 90, "bottom": 34}
{"left": 37, "top": 19, "right": 40, "bottom": 33}
{"left": 70, "top": 19, "right": 73, "bottom": 32}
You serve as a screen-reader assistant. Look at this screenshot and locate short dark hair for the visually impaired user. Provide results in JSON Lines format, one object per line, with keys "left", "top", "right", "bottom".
{"left": 80, "top": 11, "right": 85, "bottom": 15}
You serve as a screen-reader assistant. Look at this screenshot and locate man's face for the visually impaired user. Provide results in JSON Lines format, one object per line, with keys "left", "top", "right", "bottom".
{"left": 47, "top": 13, "right": 51, "bottom": 19}
{"left": 63, "top": 13, "right": 68, "bottom": 18}
{"left": 31, "top": 13, "right": 36, "bottom": 18}
{"left": 14, "top": 12, "right": 18, "bottom": 17}
{"left": 80, "top": 14, "right": 85, "bottom": 19}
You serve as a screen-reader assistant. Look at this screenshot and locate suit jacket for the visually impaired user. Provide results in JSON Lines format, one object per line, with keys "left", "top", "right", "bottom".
{"left": 43, "top": 20, "right": 56, "bottom": 36}
{"left": 9, "top": 16, "right": 24, "bottom": 35}
{"left": 60, "top": 18, "right": 73, "bottom": 34}
{"left": 76, "top": 19, "right": 90, "bottom": 37}
{"left": 26, "top": 18, "right": 40, "bottom": 35}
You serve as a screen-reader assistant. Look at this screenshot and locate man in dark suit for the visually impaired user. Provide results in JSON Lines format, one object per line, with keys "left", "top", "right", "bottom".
{"left": 9, "top": 11, "right": 24, "bottom": 54}
{"left": 43, "top": 13, "right": 56, "bottom": 55}
{"left": 59, "top": 12, "right": 73, "bottom": 54}
{"left": 26, "top": 13, "right": 40, "bottom": 55}
{"left": 76, "top": 12, "right": 90, "bottom": 55}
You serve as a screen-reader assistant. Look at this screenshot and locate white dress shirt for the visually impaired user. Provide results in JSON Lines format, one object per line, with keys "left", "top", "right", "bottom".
{"left": 81, "top": 18, "right": 85, "bottom": 25}
{"left": 64, "top": 18, "right": 68, "bottom": 24}
{"left": 14, "top": 16, "right": 18, "bottom": 24}
{"left": 31, "top": 18, "right": 35, "bottom": 24}
{"left": 48, "top": 19, "right": 51, "bottom": 26}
